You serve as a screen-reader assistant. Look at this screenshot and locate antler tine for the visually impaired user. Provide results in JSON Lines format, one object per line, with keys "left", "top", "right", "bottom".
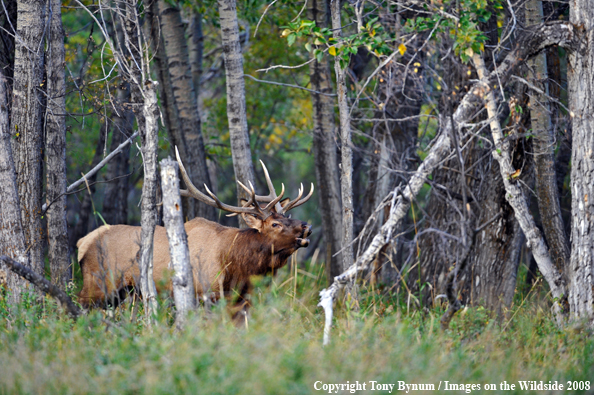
{"left": 259, "top": 160, "right": 277, "bottom": 199}
{"left": 279, "top": 183, "right": 315, "bottom": 214}
{"left": 264, "top": 183, "right": 285, "bottom": 211}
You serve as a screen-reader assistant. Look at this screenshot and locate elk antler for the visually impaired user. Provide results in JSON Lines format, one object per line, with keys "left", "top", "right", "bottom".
{"left": 175, "top": 146, "right": 313, "bottom": 217}
{"left": 175, "top": 147, "right": 270, "bottom": 218}
{"left": 278, "top": 182, "right": 314, "bottom": 214}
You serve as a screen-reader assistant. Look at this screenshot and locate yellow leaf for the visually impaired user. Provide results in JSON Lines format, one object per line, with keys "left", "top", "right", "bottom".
{"left": 414, "top": 68, "right": 418, "bottom": 73}
{"left": 329, "top": 46, "right": 337, "bottom": 56}
{"left": 414, "top": 62, "right": 421, "bottom": 67}
{"left": 370, "top": 29, "right": 376, "bottom": 37}
{"left": 398, "top": 43, "right": 407, "bottom": 56}
{"left": 497, "top": 20, "right": 503, "bottom": 28}
{"left": 467, "top": 70, "right": 472, "bottom": 76}
{"left": 281, "top": 29, "right": 291, "bottom": 38}
{"left": 465, "top": 47, "right": 474, "bottom": 57}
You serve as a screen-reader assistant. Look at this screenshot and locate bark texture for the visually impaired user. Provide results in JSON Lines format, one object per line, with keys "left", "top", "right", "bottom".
{"left": 158, "top": 0, "right": 214, "bottom": 221}
{"left": 0, "top": 73, "right": 32, "bottom": 303}
{"left": 526, "top": 0, "right": 569, "bottom": 275}
{"left": 10, "top": 0, "right": 46, "bottom": 281}
{"left": 473, "top": 53, "right": 567, "bottom": 321}
{"left": 330, "top": 0, "right": 354, "bottom": 273}
{"left": 46, "top": 0, "right": 70, "bottom": 287}
{"left": 568, "top": 0, "right": 594, "bottom": 323}
{"left": 160, "top": 158, "right": 196, "bottom": 328}
{"left": 217, "top": 0, "right": 256, "bottom": 209}
{"left": 308, "top": 0, "right": 343, "bottom": 283}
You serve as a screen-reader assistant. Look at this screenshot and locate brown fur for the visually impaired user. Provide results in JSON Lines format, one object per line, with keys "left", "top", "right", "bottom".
{"left": 76, "top": 213, "right": 312, "bottom": 313}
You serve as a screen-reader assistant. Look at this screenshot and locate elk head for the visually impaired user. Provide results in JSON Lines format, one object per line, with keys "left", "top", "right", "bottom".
{"left": 175, "top": 147, "right": 314, "bottom": 252}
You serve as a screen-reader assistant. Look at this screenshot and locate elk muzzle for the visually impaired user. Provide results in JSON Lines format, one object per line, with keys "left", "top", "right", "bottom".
{"left": 297, "top": 222, "right": 312, "bottom": 247}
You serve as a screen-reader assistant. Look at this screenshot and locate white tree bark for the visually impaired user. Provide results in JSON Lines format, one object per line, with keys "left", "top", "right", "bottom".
{"left": 160, "top": 157, "right": 196, "bottom": 329}
{"left": 568, "top": 0, "right": 594, "bottom": 324}
{"left": 217, "top": 0, "right": 255, "bottom": 212}
{"left": 139, "top": 81, "right": 160, "bottom": 322}
{"left": 330, "top": 0, "right": 354, "bottom": 273}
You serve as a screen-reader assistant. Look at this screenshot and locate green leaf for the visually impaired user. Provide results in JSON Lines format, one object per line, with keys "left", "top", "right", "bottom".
{"left": 287, "top": 33, "right": 296, "bottom": 46}
{"left": 305, "top": 42, "right": 312, "bottom": 53}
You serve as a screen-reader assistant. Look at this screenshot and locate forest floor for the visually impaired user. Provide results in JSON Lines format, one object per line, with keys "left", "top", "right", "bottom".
{"left": 0, "top": 259, "right": 593, "bottom": 395}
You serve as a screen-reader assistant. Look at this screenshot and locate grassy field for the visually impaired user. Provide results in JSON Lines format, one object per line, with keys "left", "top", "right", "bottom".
{"left": 1, "top": 259, "right": 593, "bottom": 395}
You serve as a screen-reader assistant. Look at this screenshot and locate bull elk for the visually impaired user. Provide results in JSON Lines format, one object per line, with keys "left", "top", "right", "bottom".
{"left": 76, "top": 150, "right": 313, "bottom": 319}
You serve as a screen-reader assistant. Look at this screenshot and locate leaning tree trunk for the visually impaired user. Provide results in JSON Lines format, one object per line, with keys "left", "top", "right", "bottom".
{"left": 158, "top": 0, "right": 215, "bottom": 221}
{"left": 308, "top": 0, "right": 343, "bottom": 283}
{"left": 217, "top": 0, "right": 256, "bottom": 209}
{"left": 45, "top": 0, "right": 70, "bottom": 288}
{"left": 567, "top": 0, "right": 594, "bottom": 324}
{"left": 10, "top": 0, "right": 47, "bottom": 287}
{"left": 526, "top": 0, "right": 569, "bottom": 276}
{"left": 330, "top": 0, "right": 354, "bottom": 273}
{"left": 0, "top": 73, "right": 33, "bottom": 304}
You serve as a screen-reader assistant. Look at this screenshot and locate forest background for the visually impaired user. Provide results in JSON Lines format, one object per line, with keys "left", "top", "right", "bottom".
{"left": 1, "top": 0, "right": 594, "bottom": 392}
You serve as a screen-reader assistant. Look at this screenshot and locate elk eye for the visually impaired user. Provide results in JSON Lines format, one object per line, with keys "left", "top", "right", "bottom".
{"left": 272, "top": 223, "right": 280, "bottom": 228}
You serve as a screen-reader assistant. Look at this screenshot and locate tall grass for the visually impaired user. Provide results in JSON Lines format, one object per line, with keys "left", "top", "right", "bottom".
{"left": 0, "top": 259, "right": 592, "bottom": 394}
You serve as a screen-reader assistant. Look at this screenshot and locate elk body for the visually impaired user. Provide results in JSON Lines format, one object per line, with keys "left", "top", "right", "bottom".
{"left": 77, "top": 154, "right": 313, "bottom": 316}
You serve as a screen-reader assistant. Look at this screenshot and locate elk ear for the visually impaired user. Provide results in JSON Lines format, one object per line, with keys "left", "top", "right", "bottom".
{"left": 241, "top": 213, "right": 263, "bottom": 232}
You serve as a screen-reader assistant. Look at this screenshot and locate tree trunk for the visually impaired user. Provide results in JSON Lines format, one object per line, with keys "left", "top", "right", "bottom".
{"left": 10, "top": 0, "right": 47, "bottom": 286}
{"left": 123, "top": 0, "right": 158, "bottom": 321}
{"left": 45, "top": 0, "right": 70, "bottom": 288}
{"left": 160, "top": 158, "right": 196, "bottom": 329}
{"left": 308, "top": 0, "right": 343, "bottom": 283}
{"left": 567, "top": 0, "right": 594, "bottom": 324}
{"left": 472, "top": 53, "right": 567, "bottom": 322}
{"left": 330, "top": 0, "right": 354, "bottom": 273}
{"left": 526, "top": 0, "right": 569, "bottom": 276}
{"left": 217, "top": 0, "right": 256, "bottom": 209}
{"left": 102, "top": 86, "right": 133, "bottom": 225}
{"left": 158, "top": 0, "right": 215, "bottom": 221}
{"left": 0, "top": 72, "right": 32, "bottom": 304}
{"left": 188, "top": 10, "right": 203, "bottom": 93}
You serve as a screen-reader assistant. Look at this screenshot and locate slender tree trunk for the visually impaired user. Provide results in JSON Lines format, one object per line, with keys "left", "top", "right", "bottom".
{"left": 526, "top": 0, "right": 569, "bottom": 275}
{"left": 217, "top": 0, "right": 256, "bottom": 209}
{"left": 45, "top": 0, "right": 70, "bottom": 287}
{"left": 0, "top": 73, "right": 32, "bottom": 304}
{"left": 139, "top": 81, "right": 160, "bottom": 322}
{"left": 102, "top": 86, "right": 133, "bottom": 225}
{"left": 160, "top": 158, "right": 196, "bottom": 329}
{"left": 567, "top": 0, "right": 594, "bottom": 324}
{"left": 158, "top": 0, "right": 214, "bottom": 221}
{"left": 10, "top": 0, "right": 47, "bottom": 286}
{"left": 188, "top": 11, "right": 203, "bottom": 93}
{"left": 308, "top": 0, "right": 343, "bottom": 283}
{"left": 330, "top": 0, "right": 354, "bottom": 273}
{"left": 123, "top": 0, "right": 158, "bottom": 321}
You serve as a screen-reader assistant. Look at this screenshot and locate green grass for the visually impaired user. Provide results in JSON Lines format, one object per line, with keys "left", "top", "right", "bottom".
{"left": 1, "top": 260, "right": 593, "bottom": 395}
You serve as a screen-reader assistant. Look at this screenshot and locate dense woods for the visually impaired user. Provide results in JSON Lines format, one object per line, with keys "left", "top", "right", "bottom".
{"left": 1, "top": 0, "right": 594, "bottom": 391}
